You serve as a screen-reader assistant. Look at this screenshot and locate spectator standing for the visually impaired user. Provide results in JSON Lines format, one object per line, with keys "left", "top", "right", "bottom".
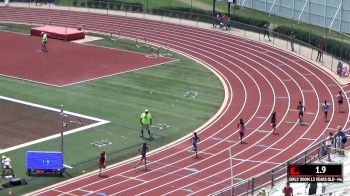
{"left": 325, "top": 132, "right": 334, "bottom": 161}
{"left": 316, "top": 43, "right": 324, "bottom": 62}
{"left": 4, "top": 0, "right": 9, "bottom": 6}
{"left": 237, "top": 118, "right": 245, "bottom": 144}
{"left": 140, "top": 109, "right": 152, "bottom": 138}
{"left": 337, "top": 61, "right": 343, "bottom": 77}
{"left": 222, "top": 14, "right": 228, "bottom": 30}
{"left": 214, "top": 13, "right": 221, "bottom": 28}
{"left": 306, "top": 181, "right": 317, "bottom": 195}
{"left": 290, "top": 32, "right": 295, "bottom": 52}
{"left": 263, "top": 23, "right": 271, "bottom": 41}
{"left": 283, "top": 182, "right": 293, "bottom": 196}
{"left": 336, "top": 91, "right": 344, "bottom": 112}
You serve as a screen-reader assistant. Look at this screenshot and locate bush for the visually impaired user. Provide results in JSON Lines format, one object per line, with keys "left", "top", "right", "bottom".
{"left": 100, "top": 0, "right": 107, "bottom": 8}
{"left": 72, "top": 0, "right": 78, "bottom": 6}
{"left": 86, "top": 0, "right": 92, "bottom": 7}
{"left": 108, "top": 2, "right": 115, "bottom": 9}
{"left": 115, "top": 2, "right": 122, "bottom": 10}
{"left": 80, "top": 1, "right": 85, "bottom": 7}
{"left": 92, "top": 0, "right": 99, "bottom": 7}
{"left": 123, "top": 3, "right": 130, "bottom": 11}
{"left": 130, "top": 2, "right": 143, "bottom": 12}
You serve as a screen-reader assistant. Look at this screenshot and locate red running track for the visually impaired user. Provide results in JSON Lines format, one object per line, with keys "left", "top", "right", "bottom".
{"left": 1, "top": 7, "right": 349, "bottom": 196}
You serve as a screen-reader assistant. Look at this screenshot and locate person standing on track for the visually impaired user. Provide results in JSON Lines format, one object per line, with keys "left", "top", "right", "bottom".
{"left": 297, "top": 101, "right": 305, "bottom": 125}
{"left": 237, "top": 118, "right": 246, "bottom": 144}
{"left": 336, "top": 91, "right": 344, "bottom": 112}
{"left": 322, "top": 100, "right": 330, "bottom": 122}
{"left": 135, "top": 142, "right": 148, "bottom": 170}
{"left": 98, "top": 151, "right": 107, "bottom": 176}
{"left": 190, "top": 132, "right": 200, "bottom": 158}
{"left": 140, "top": 109, "right": 152, "bottom": 138}
{"left": 41, "top": 32, "right": 48, "bottom": 52}
{"left": 270, "top": 111, "right": 277, "bottom": 133}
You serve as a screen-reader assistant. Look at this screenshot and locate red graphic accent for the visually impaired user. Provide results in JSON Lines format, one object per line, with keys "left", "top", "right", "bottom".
{"left": 289, "top": 165, "right": 300, "bottom": 175}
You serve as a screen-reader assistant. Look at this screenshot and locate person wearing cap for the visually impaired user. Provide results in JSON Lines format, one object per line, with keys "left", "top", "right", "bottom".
{"left": 41, "top": 32, "right": 48, "bottom": 52}
{"left": 140, "top": 109, "right": 152, "bottom": 138}
{"left": 190, "top": 132, "right": 200, "bottom": 158}
{"left": 135, "top": 142, "right": 148, "bottom": 170}
{"left": 1, "top": 155, "right": 15, "bottom": 177}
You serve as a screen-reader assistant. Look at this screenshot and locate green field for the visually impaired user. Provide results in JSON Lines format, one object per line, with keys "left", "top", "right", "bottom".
{"left": 0, "top": 25, "right": 224, "bottom": 195}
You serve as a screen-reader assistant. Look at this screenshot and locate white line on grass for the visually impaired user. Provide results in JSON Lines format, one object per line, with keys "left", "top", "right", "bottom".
{"left": 0, "top": 95, "right": 109, "bottom": 154}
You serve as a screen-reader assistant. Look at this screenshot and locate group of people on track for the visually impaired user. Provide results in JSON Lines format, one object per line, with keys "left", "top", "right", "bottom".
{"left": 98, "top": 89, "right": 348, "bottom": 176}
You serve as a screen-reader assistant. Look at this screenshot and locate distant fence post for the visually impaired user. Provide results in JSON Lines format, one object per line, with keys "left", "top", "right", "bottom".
{"left": 271, "top": 169, "right": 275, "bottom": 188}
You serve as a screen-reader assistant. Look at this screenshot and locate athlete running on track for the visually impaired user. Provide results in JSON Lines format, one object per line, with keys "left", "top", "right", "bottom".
{"left": 190, "top": 132, "right": 200, "bottom": 158}
{"left": 237, "top": 118, "right": 245, "bottom": 143}
{"left": 297, "top": 101, "right": 305, "bottom": 125}
{"left": 336, "top": 91, "right": 344, "bottom": 113}
{"left": 270, "top": 111, "right": 277, "bottom": 133}
{"left": 135, "top": 142, "right": 149, "bottom": 170}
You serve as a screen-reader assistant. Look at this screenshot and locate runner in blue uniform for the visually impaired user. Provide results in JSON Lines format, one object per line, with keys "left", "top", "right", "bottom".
{"left": 190, "top": 132, "right": 200, "bottom": 158}
{"left": 322, "top": 100, "right": 329, "bottom": 122}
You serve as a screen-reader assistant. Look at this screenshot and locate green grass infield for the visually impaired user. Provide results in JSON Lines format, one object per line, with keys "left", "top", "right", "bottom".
{"left": 0, "top": 25, "right": 224, "bottom": 195}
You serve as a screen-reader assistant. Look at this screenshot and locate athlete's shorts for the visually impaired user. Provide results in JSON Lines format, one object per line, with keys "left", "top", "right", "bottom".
{"left": 141, "top": 124, "right": 150, "bottom": 131}
{"left": 299, "top": 112, "right": 304, "bottom": 116}
{"left": 342, "top": 138, "right": 347, "bottom": 144}
{"left": 338, "top": 100, "right": 343, "bottom": 104}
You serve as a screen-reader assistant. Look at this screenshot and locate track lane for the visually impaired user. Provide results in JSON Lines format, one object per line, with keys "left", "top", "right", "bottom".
{"left": 2, "top": 6, "right": 348, "bottom": 195}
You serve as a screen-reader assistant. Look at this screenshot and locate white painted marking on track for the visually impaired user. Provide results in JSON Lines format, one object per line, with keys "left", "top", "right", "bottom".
{"left": 300, "top": 137, "right": 316, "bottom": 141}
{"left": 276, "top": 96, "right": 288, "bottom": 99}
{"left": 230, "top": 157, "right": 281, "bottom": 165}
{"left": 284, "top": 121, "right": 298, "bottom": 124}
{"left": 302, "top": 73, "right": 314, "bottom": 76}
{"left": 77, "top": 189, "right": 94, "bottom": 193}
{"left": 302, "top": 90, "right": 314, "bottom": 92}
{"left": 327, "top": 127, "right": 339, "bottom": 131}
{"left": 0, "top": 95, "right": 110, "bottom": 154}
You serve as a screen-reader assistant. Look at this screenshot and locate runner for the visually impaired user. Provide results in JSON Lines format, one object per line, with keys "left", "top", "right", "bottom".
{"left": 322, "top": 100, "right": 329, "bottom": 122}
{"left": 270, "top": 111, "right": 277, "bottom": 133}
{"left": 297, "top": 101, "right": 305, "bottom": 125}
{"left": 190, "top": 132, "right": 200, "bottom": 158}
{"left": 135, "top": 142, "right": 148, "bottom": 170}
{"left": 98, "top": 151, "right": 107, "bottom": 176}
{"left": 336, "top": 91, "right": 344, "bottom": 112}
{"left": 237, "top": 118, "right": 245, "bottom": 144}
